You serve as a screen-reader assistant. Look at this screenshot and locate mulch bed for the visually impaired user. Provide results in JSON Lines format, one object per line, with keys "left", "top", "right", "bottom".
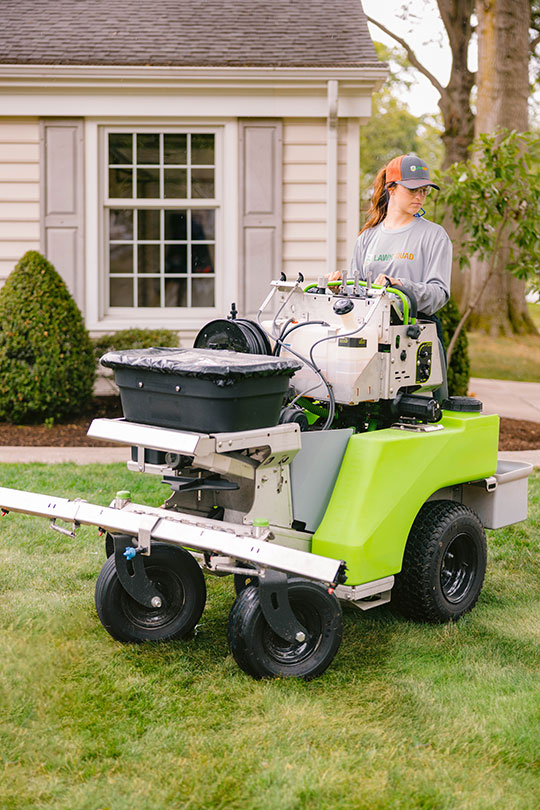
{"left": 0, "top": 397, "right": 538, "bottom": 450}
{"left": 0, "top": 397, "right": 124, "bottom": 447}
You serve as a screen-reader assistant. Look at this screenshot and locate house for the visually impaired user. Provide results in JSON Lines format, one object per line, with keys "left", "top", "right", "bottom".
{"left": 0, "top": 0, "right": 386, "bottom": 339}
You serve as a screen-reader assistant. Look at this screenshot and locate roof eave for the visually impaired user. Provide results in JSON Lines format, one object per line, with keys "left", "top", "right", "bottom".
{"left": 0, "top": 63, "right": 389, "bottom": 93}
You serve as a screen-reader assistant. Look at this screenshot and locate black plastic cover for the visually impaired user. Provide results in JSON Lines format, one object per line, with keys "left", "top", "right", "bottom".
{"left": 442, "top": 396, "right": 483, "bottom": 412}
{"left": 101, "top": 347, "right": 300, "bottom": 384}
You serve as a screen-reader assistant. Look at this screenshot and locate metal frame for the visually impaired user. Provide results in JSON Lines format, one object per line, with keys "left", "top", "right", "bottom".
{"left": 0, "top": 487, "right": 345, "bottom": 587}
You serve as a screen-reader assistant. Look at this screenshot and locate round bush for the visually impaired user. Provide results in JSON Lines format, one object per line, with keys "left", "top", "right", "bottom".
{"left": 438, "top": 297, "right": 470, "bottom": 397}
{"left": 0, "top": 251, "right": 95, "bottom": 423}
{"left": 92, "top": 328, "right": 179, "bottom": 363}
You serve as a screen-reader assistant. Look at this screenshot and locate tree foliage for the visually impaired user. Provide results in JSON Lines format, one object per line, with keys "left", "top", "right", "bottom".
{"left": 0, "top": 251, "right": 95, "bottom": 424}
{"left": 433, "top": 129, "right": 540, "bottom": 357}
{"left": 436, "top": 130, "right": 540, "bottom": 282}
{"left": 365, "top": 0, "right": 475, "bottom": 167}
{"left": 360, "top": 43, "right": 444, "bottom": 204}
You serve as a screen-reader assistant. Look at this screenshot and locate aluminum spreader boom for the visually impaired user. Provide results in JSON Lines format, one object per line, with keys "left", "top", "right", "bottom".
{"left": 0, "top": 486, "right": 345, "bottom": 587}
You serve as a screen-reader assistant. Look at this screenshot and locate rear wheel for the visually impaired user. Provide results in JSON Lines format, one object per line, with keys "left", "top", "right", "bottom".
{"left": 95, "top": 543, "right": 206, "bottom": 642}
{"left": 227, "top": 578, "right": 343, "bottom": 679}
{"left": 392, "top": 501, "right": 486, "bottom": 623}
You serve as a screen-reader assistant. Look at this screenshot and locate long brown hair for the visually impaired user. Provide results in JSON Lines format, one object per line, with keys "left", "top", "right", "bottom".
{"left": 360, "top": 167, "right": 393, "bottom": 234}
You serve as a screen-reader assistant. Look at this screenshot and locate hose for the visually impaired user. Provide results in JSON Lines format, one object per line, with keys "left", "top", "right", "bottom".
{"left": 295, "top": 397, "right": 329, "bottom": 417}
{"left": 256, "top": 299, "right": 336, "bottom": 425}
{"left": 274, "top": 320, "right": 328, "bottom": 356}
{"left": 303, "top": 279, "right": 413, "bottom": 324}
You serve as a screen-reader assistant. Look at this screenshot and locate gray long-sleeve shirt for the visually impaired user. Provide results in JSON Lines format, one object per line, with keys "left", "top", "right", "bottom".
{"left": 349, "top": 218, "right": 452, "bottom": 316}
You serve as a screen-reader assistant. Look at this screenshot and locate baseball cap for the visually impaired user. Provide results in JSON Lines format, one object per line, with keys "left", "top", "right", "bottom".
{"left": 385, "top": 154, "right": 440, "bottom": 190}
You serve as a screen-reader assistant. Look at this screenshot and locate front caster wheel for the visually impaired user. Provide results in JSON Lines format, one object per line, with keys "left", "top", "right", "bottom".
{"left": 233, "top": 563, "right": 259, "bottom": 595}
{"left": 95, "top": 543, "right": 206, "bottom": 642}
{"left": 227, "top": 578, "right": 343, "bottom": 679}
{"left": 392, "top": 501, "right": 487, "bottom": 623}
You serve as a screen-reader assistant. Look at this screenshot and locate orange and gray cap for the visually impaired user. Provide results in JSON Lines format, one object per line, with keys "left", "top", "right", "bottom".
{"left": 385, "top": 154, "right": 440, "bottom": 190}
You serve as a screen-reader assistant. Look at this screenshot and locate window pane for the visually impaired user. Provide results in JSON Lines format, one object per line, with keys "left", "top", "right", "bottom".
{"left": 164, "top": 134, "right": 187, "bottom": 164}
{"left": 192, "top": 278, "right": 214, "bottom": 307}
{"left": 138, "top": 209, "right": 160, "bottom": 240}
{"left": 110, "top": 244, "right": 133, "bottom": 274}
{"left": 165, "top": 278, "right": 188, "bottom": 307}
{"left": 110, "top": 209, "right": 133, "bottom": 240}
{"left": 164, "top": 169, "right": 187, "bottom": 198}
{"left": 192, "top": 244, "right": 214, "bottom": 274}
{"left": 165, "top": 210, "right": 187, "bottom": 240}
{"left": 109, "top": 134, "right": 132, "bottom": 165}
{"left": 138, "top": 244, "right": 160, "bottom": 274}
{"left": 191, "top": 134, "right": 214, "bottom": 165}
{"left": 106, "top": 129, "right": 218, "bottom": 311}
{"left": 191, "top": 169, "right": 214, "bottom": 199}
{"left": 109, "top": 168, "right": 133, "bottom": 198}
{"left": 110, "top": 278, "right": 134, "bottom": 307}
{"left": 191, "top": 209, "right": 215, "bottom": 240}
{"left": 137, "top": 168, "right": 160, "bottom": 199}
{"left": 138, "top": 277, "right": 161, "bottom": 307}
{"left": 137, "top": 134, "right": 160, "bottom": 164}
{"left": 165, "top": 244, "right": 187, "bottom": 274}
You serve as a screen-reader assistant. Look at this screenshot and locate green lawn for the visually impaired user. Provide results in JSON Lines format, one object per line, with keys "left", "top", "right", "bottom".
{"left": 466, "top": 303, "right": 540, "bottom": 382}
{"left": 1, "top": 464, "right": 540, "bottom": 810}
{"left": 468, "top": 330, "right": 540, "bottom": 382}
{"left": 528, "top": 302, "right": 540, "bottom": 329}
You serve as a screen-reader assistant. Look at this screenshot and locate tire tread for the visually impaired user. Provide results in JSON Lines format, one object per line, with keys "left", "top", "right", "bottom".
{"left": 392, "top": 501, "right": 486, "bottom": 623}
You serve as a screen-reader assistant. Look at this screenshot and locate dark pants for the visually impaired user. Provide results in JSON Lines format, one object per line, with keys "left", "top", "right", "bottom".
{"left": 418, "top": 312, "right": 447, "bottom": 402}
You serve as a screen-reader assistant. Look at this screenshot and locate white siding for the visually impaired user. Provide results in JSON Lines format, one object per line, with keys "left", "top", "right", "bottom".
{"left": 0, "top": 120, "right": 40, "bottom": 281}
{"left": 282, "top": 118, "right": 357, "bottom": 283}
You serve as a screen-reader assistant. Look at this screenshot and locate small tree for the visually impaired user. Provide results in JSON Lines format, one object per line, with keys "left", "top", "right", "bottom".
{"left": 0, "top": 251, "right": 95, "bottom": 423}
{"left": 434, "top": 129, "right": 540, "bottom": 363}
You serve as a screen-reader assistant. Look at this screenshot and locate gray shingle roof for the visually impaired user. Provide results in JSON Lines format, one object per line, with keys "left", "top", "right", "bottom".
{"left": 0, "top": 0, "right": 379, "bottom": 67}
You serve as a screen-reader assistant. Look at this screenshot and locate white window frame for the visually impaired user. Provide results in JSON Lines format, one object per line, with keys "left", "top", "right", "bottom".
{"left": 85, "top": 119, "right": 238, "bottom": 333}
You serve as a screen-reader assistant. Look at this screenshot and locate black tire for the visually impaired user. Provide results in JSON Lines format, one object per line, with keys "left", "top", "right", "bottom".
{"left": 233, "top": 564, "right": 259, "bottom": 595}
{"left": 392, "top": 500, "right": 487, "bottom": 623}
{"left": 104, "top": 531, "right": 114, "bottom": 558}
{"left": 227, "top": 578, "right": 343, "bottom": 679}
{"left": 95, "top": 543, "right": 206, "bottom": 642}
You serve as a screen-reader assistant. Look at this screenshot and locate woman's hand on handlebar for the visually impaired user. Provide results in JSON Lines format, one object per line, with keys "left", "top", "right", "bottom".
{"left": 327, "top": 271, "right": 403, "bottom": 287}
{"left": 375, "top": 274, "right": 403, "bottom": 287}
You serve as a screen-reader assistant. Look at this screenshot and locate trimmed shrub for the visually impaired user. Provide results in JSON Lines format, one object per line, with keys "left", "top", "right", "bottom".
{"left": 438, "top": 297, "right": 470, "bottom": 397}
{"left": 92, "top": 328, "right": 180, "bottom": 363}
{"left": 0, "top": 251, "right": 95, "bottom": 424}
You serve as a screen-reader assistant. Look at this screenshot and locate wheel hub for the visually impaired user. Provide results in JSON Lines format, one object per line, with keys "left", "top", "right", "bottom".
{"left": 440, "top": 532, "right": 476, "bottom": 603}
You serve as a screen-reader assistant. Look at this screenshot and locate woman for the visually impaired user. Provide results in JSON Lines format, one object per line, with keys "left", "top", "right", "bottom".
{"left": 333, "top": 154, "right": 451, "bottom": 317}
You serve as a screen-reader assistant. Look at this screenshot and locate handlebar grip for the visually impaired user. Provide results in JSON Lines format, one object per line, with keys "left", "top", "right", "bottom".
{"left": 397, "top": 287, "right": 418, "bottom": 320}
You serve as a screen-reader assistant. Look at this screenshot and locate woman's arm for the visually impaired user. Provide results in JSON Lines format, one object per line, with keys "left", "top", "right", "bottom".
{"left": 398, "top": 231, "right": 452, "bottom": 316}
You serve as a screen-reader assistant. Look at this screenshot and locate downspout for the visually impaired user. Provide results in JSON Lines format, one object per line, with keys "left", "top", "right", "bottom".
{"left": 327, "top": 79, "right": 339, "bottom": 277}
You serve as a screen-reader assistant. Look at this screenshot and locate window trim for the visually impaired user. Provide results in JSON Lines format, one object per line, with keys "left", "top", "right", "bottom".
{"left": 85, "top": 119, "right": 238, "bottom": 332}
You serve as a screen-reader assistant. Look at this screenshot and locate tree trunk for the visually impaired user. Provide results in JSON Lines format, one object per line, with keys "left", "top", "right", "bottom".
{"left": 468, "top": 0, "right": 537, "bottom": 335}
{"left": 437, "top": 0, "right": 476, "bottom": 169}
{"left": 436, "top": 1, "right": 476, "bottom": 308}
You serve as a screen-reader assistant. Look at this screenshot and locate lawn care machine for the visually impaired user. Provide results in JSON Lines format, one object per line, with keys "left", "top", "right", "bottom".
{"left": 0, "top": 275, "right": 532, "bottom": 679}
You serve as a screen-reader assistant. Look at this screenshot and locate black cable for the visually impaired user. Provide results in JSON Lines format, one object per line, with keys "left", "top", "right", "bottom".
{"left": 257, "top": 293, "right": 335, "bottom": 429}
{"left": 272, "top": 317, "right": 295, "bottom": 355}
{"left": 274, "top": 320, "right": 328, "bottom": 356}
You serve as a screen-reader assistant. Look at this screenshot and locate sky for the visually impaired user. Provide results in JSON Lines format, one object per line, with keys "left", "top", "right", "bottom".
{"left": 361, "top": 0, "right": 477, "bottom": 118}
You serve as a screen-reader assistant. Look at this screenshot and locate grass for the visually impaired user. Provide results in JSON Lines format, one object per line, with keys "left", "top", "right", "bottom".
{"left": 467, "top": 331, "right": 540, "bottom": 382}
{"left": 527, "top": 302, "right": 540, "bottom": 330}
{"left": 1, "top": 463, "right": 540, "bottom": 809}
{"left": 466, "top": 302, "right": 540, "bottom": 382}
